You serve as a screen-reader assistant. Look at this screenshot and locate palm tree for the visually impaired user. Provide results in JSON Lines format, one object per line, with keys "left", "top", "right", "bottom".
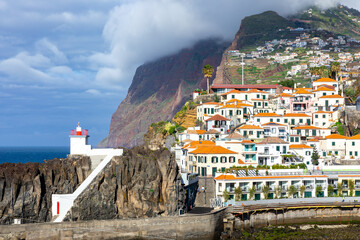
{"left": 234, "top": 186, "right": 242, "bottom": 201}
{"left": 288, "top": 185, "right": 298, "bottom": 198}
{"left": 300, "top": 185, "right": 306, "bottom": 198}
{"left": 262, "top": 185, "right": 270, "bottom": 200}
{"left": 202, "top": 64, "right": 214, "bottom": 94}
{"left": 331, "top": 62, "right": 341, "bottom": 81}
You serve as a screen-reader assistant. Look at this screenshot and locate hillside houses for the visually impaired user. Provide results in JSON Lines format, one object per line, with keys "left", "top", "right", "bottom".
{"left": 175, "top": 77, "right": 358, "bottom": 179}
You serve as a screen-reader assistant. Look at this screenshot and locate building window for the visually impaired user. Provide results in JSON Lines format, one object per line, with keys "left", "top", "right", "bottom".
{"left": 332, "top": 142, "right": 335, "bottom": 146}
{"left": 257, "top": 119, "right": 260, "bottom": 122}
{"left": 356, "top": 152, "right": 358, "bottom": 157}
{"left": 306, "top": 151, "right": 311, "bottom": 156}
{"left": 350, "top": 151, "right": 353, "bottom": 156}
{"left": 263, "top": 95, "right": 266, "bottom": 100}
{"left": 335, "top": 151, "right": 338, "bottom": 155}
{"left": 295, "top": 137, "right": 299, "bottom": 142}
{"left": 232, "top": 95, "right": 235, "bottom": 99}
{"left": 265, "top": 102, "right": 268, "bottom": 107}
{"left": 258, "top": 102, "right": 261, "bottom": 106}
{"left": 323, "top": 114, "right": 326, "bottom": 118}
{"left": 276, "top": 146, "right": 280, "bottom": 151}
{"left": 290, "top": 137, "right": 294, "bottom": 142}
{"left": 277, "top": 119, "right": 280, "bottom": 122}
{"left": 352, "top": 142, "right": 355, "bottom": 146}
{"left": 323, "top": 152, "right": 326, "bottom": 157}
{"left": 300, "top": 119, "right": 303, "bottom": 123}
{"left": 229, "top": 156, "right": 235, "bottom": 163}
{"left": 257, "top": 94, "right": 260, "bottom": 98}
{"left": 315, "top": 115, "right": 318, "bottom": 118}
{"left": 270, "top": 118, "right": 273, "bottom": 122}
{"left": 221, "top": 156, "right": 227, "bottom": 163}
{"left": 284, "top": 119, "right": 288, "bottom": 123}
{"left": 249, "top": 131, "right": 253, "bottom": 135}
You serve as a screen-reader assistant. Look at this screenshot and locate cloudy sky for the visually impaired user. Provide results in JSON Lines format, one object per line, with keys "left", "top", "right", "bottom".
{"left": 0, "top": 0, "right": 358, "bottom": 146}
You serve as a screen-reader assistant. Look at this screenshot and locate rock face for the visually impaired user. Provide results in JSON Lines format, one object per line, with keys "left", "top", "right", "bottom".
{"left": 99, "top": 38, "right": 229, "bottom": 148}
{"left": 0, "top": 156, "right": 92, "bottom": 224}
{"left": 66, "top": 146, "right": 185, "bottom": 221}
{"left": 213, "top": 11, "right": 301, "bottom": 85}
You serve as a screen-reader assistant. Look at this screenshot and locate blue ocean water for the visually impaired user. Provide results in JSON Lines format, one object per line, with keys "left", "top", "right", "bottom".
{"left": 0, "top": 146, "right": 69, "bottom": 164}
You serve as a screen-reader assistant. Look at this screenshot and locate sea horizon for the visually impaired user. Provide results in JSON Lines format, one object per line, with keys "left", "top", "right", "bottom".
{"left": 0, "top": 146, "right": 69, "bottom": 164}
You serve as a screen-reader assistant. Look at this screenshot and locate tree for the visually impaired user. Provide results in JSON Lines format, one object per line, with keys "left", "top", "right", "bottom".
{"left": 349, "top": 179, "right": 355, "bottom": 197}
{"left": 337, "top": 182, "right": 343, "bottom": 197}
{"left": 279, "top": 79, "right": 295, "bottom": 88}
{"left": 202, "top": 64, "right": 214, "bottom": 94}
{"left": 275, "top": 185, "right": 282, "bottom": 199}
{"left": 316, "top": 185, "right": 323, "bottom": 197}
{"left": 223, "top": 190, "right": 231, "bottom": 202}
{"left": 262, "top": 185, "right": 270, "bottom": 200}
{"left": 234, "top": 186, "right": 243, "bottom": 201}
{"left": 249, "top": 185, "right": 256, "bottom": 200}
{"left": 288, "top": 185, "right": 297, "bottom": 198}
{"left": 328, "top": 184, "right": 334, "bottom": 197}
{"left": 300, "top": 185, "right": 306, "bottom": 198}
{"left": 331, "top": 61, "right": 341, "bottom": 80}
{"left": 311, "top": 147, "right": 320, "bottom": 165}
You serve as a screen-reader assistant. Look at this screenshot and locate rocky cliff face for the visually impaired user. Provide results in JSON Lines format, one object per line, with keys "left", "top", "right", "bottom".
{"left": 99, "top": 39, "right": 229, "bottom": 148}
{"left": 0, "top": 156, "right": 91, "bottom": 224}
{"left": 66, "top": 146, "right": 185, "bottom": 221}
{"left": 213, "top": 11, "right": 302, "bottom": 84}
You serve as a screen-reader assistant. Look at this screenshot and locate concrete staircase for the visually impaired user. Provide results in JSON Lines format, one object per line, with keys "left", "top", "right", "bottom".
{"left": 53, "top": 153, "right": 118, "bottom": 222}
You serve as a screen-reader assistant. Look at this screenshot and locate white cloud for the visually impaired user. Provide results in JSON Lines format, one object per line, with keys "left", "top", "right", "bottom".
{"left": 90, "top": 0, "right": 346, "bottom": 90}
{"left": 35, "top": 38, "right": 68, "bottom": 64}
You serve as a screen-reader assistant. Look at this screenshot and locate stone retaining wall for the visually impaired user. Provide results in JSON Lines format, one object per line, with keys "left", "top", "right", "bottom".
{"left": 0, "top": 208, "right": 226, "bottom": 240}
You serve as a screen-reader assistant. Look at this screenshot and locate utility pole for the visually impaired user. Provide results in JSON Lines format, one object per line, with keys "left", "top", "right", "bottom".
{"left": 241, "top": 53, "right": 245, "bottom": 85}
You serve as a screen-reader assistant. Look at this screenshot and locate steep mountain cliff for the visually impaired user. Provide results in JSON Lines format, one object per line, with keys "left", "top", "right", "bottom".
{"left": 66, "top": 147, "right": 185, "bottom": 221}
{"left": 99, "top": 39, "right": 229, "bottom": 148}
{"left": 0, "top": 156, "right": 92, "bottom": 224}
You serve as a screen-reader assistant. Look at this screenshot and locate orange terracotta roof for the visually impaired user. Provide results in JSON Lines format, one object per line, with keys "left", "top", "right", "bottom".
{"left": 289, "top": 144, "right": 313, "bottom": 149}
{"left": 214, "top": 174, "right": 328, "bottom": 181}
{"left": 238, "top": 125, "right": 264, "bottom": 130}
{"left": 183, "top": 140, "right": 215, "bottom": 149}
{"left": 204, "top": 129, "right": 220, "bottom": 134}
{"left": 307, "top": 138, "right": 319, "bottom": 142}
{"left": 205, "top": 114, "right": 230, "bottom": 121}
{"left": 187, "top": 130, "right": 206, "bottom": 134}
{"left": 257, "top": 137, "right": 287, "bottom": 144}
{"left": 221, "top": 89, "right": 245, "bottom": 95}
{"left": 238, "top": 159, "right": 246, "bottom": 164}
{"left": 240, "top": 140, "right": 254, "bottom": 144}
{"left": 312, "top": 87, "right": 335, "bottom": 92}
{"left": 262, "top": 122, "right": 286, "bottom": 126}
{"left": 319, "top": 94, "right": 344, "bottom": 99}
{"left": 189, "top": 145, "right": 238, "bottom": 154}
{"left": 314, "top": 78, "right": 337, "bottom": 82}
{"left": 350, "top": 134, "right": 360, "bottom": 140}
{"left": 314, "top": 111, "right": 334, "bottom": 114}
{"left": 293, "top": 89, "right": 313, "bottom": 94}
{"left": 220, "top": 103, "right": 252, "bottom": 109}
{"left": 324, "top": 134, "right": 349, "bottom": 139}
{"left": 338, "top": 175, "right": 360, "bottom": 178}
{"left": 226, "top": 99, "right": 244, "bottom": 103}
{"left": 293, "top": 125, "right": 321, "bottom": 130}
{"left": 283, "top": 113, "right": 311, "bottom": 117}
{"left": 253, "top": 112, "right": 281, "bottom": 117}
{"left": 276, "top": 93, "right": 294, "bottom": 98}
{"left": 247, "top": 89, "right": 268, "bottom": 94}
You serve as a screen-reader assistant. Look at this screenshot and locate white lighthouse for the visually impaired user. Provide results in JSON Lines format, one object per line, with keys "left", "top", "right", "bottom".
{"left": 69, "top": 122, "right": 91, "bottom": 155}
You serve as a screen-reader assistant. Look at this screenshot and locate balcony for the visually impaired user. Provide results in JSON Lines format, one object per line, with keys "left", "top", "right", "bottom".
{"left": 305, "top": 185, "right": 314, "bottom": 190}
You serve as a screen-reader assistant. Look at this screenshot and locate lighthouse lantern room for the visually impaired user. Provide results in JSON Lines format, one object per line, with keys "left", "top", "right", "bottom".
{"left": 70, "top": 122, "right": 91, "bottom": 155}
